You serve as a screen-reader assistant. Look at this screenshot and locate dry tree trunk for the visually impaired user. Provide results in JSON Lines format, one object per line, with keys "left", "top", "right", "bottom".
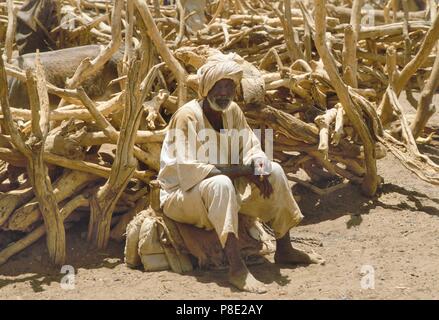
{"left": 122, "top": 0, "right": 135, "bottom": 88}
{"left": 282, "top": 0, "right": 305, "bottom": 62}
{"left": 380, "top": 12, "right": 439, "bottom": 126}
{"left": 66, "top": 0, "right": 123, "bottom": 89}
{"left": 208, "top": 0, "right": 225, "bottom": 25}
{"left": 4, "top": 0, "right": 16, "bottom": 63}
{"left": 401, "top": 0, "right": 417, "bottom": 109}
{"left": 411, "top": 59, "right": 439, "bottom": 138}
{"left": 135, "top": 0, "right": 188, "bottom": 106}
{"left": 314, "top": 0, "right": 379, "bottom": 196}
{"left": 1, "top": 0, "right": 438, "bottom": 266}
{"left": 174, "top": 0, "right": 186, "bottom": 47}
{"left": 25, "top": 56, "right": 66, "bottom": 265}
{"left": 411, "top": 1, "right": 439, "bottom": 138}
{"left": 381, "top": 87, "right": 439, "bottom": 184}
{"left": 344, "top": 0, "right": 362, "bottom": 88}
{"left": 0, "top": 51, "right": 66, "bottom": 265}
{"left": 342, "top": 25, "right": 357, "bottom": 87}
{"left": 152, "top": 0, "right": 162, "bottom": 17}
{"left": 87, "top": 57, "right": 162, "bottom": 249}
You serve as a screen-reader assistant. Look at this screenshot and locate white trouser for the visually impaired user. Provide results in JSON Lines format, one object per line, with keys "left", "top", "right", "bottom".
{"left": 162, "top": 162, "right": 304, "bottom": 247}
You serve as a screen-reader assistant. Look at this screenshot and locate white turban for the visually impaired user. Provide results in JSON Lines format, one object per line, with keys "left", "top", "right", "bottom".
{"left": 197, "top": 53, "right": 244, "bottom": 98}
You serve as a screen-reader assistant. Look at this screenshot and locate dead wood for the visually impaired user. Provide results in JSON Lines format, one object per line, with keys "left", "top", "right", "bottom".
{"left": 1, "top": 0, "right": 438, "bottom": 267}
{"left": 314, "top": 0, "right": 379, "bottom": 196}
{"left": 87, "top": 56, "right": 161, "bottom": 249}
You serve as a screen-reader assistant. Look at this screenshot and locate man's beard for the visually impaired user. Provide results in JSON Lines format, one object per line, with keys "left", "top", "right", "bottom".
{"left": 207, "top": 96, "right": 232, "bottom": 112}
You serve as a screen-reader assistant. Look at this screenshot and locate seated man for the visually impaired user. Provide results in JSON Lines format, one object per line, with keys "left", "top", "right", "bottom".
{"left": 158, "top": 53, "right": 324, "bottom": 293}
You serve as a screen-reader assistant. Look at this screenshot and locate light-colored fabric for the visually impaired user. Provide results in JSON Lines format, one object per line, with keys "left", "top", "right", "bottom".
{"left": 197, "top": 53, "right": 244, "bottom": 98}
{"left": 163, "top": 161, "right": 303, "bottom": 248}
{"left": 138, "top": 216, "right": 170, "bottom": 272}
{"left": 158, "top": 99, "right": 267, "bottom": 206}
{"left": 124, "top": 209, "right": 153, "bottom": 268}
{"left": 234, "top": 162, "right": 303, "bottom": 239}
{"left": 158, "top": 100, "right": 216, "bottom": 203}
{"left": 138, "top": 216, "right": 165, "bottom": 256}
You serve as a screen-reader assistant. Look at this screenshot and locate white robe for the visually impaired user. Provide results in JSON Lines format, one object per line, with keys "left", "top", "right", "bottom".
{"left": 158, "top": 100, "right": 303, "bottom": 247}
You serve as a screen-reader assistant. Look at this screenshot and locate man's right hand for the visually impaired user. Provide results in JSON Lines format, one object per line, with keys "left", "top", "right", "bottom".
{"left": 207, "top": 164, "right": 253, "bottom": 180}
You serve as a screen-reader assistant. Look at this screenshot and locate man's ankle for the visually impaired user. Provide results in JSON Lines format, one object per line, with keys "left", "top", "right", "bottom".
{"left": 276, "top": 233, "right": 293, "bottom": 251}
{"left": 229, "top": 258, "right": 248, "bottom": 276}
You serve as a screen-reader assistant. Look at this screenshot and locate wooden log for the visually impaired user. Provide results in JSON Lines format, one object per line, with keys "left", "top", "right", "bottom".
{"left": 6, "top": 170, "right": 96, "bottom": 232}
{"left": 348, "top": 87, "right": 384, "bottom": 140}
{"left": 76, "top": 74, "right": 165, "bottom": 171}
{"left": 246, "top": 105, "right": 319, "bottom": 144}
{"left": 122, "top": 0, "right": 135, "bottom": 89}
{"left": 314, "top": 108, "right": 338, "bottom": 160}
{"left": 401, "top": 0, "right": 418, "bottom": 109}
{"left": 342, "top": 25, "right": 357, "bottom": 87}
{"left": 326, "top": 4, "right": 426, "bottom": 23}
{"left": 0, "top": 148, "right": 154, "bottom": 183}
{"left": 78, "top": 129, "right": 166, "bottom": 146}
{"left": 0, "top": 194, "right": 88, "bottom": 266}
{"left": 0, "top": 92, "right": 125, "bottom": 122}
{"left": 357, "top": 50, "right": 435, "bottom": 68}
{"left": 0, "top": 54, "right": 28, "bottom": 156}
{"left": 0, "top": 187, "right": 34, "bottom": 228}
{"left": 227, "top": 13, "right": 339, "bottom": 28}
{"left": 395, "top": 17, "right": 439, "bottom": 92}
{"left": 309, "top": 150, "right": 363, "bottom": 184}
{"left": 143, "top": 90, "right": 169, "bottom": 130}
{"left": 359, "top": 21, "right": 430, "bottom": 40}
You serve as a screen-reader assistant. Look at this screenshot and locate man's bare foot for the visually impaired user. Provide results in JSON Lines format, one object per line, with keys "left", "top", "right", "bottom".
{"left": 229, "top": 267, "right": 267, "bottom": 294}
{"left": 274, "top": 247, "right": 325, "bottom": 265}
{"left": 224, "top": 233, "right": 267, "bottom": 293}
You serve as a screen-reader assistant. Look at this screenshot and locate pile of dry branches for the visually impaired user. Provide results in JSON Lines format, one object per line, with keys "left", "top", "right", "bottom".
{"left": 0, "top": 0, "right": 438, "bottom": 266}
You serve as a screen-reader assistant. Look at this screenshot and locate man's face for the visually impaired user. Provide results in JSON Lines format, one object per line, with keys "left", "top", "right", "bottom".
{"left": 206, "top": 78, "right": 236, "bottom": 112}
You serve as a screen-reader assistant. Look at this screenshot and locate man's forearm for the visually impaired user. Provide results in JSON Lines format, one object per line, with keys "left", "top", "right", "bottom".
{"left": 206, "top": 164, "right": 253, "bottom": 180}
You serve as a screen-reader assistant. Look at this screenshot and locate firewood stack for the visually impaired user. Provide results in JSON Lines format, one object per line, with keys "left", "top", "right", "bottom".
{"left": 0, "top": 0, "right": 438, "bottom": 266}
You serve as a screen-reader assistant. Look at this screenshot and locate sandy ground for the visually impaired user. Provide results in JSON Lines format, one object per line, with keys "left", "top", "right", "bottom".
{"left": 0, "top": 93, "right": 438, "bottom": 300}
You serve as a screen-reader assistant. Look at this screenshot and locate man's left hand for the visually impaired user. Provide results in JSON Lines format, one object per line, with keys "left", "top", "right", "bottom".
{"left": 247, "top": 174, "right": 274, "bottom": 199}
